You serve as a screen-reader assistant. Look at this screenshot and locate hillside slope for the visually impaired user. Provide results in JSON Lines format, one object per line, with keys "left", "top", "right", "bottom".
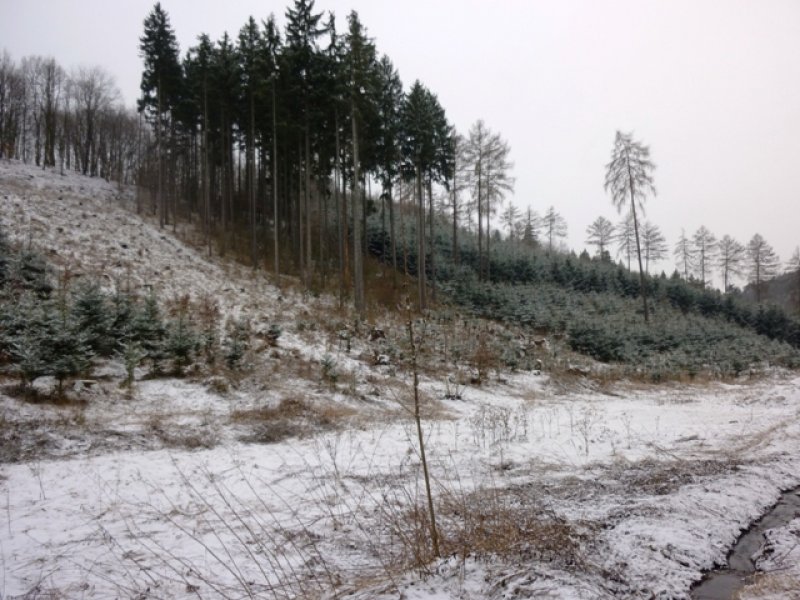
{"left": 1, "top": 161, "right": 799, "bottom": 599}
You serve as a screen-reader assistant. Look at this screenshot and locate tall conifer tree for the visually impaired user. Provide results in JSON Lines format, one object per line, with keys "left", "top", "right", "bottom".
{"left": 139, "top": 3, "right": 182, "bottom": 228}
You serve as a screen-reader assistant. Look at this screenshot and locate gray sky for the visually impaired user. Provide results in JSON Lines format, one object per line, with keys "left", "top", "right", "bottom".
{"left": 2, "top": 0, "right": 799, "bottom": 281}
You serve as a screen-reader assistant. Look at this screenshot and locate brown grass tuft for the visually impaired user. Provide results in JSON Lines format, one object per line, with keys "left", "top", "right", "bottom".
{"left": 232, "top": 396, "right": 355, "bottom": 444}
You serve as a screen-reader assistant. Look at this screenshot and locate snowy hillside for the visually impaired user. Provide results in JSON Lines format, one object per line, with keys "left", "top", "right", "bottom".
{"left": 1, "top": 161, "right": 799, "bottom": 599}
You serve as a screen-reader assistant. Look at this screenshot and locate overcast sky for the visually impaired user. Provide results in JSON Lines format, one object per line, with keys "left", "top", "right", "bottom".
{"left": 2, "top": 0, "right": 799, "bottom": 280}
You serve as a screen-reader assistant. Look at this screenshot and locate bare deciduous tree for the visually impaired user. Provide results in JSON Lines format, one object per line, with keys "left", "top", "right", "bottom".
{"left": 641, "top": 221, "right": 667, "bottom": 273}
{"left": 717, "top": 235, "right": 745, "bottom": 293}
{"left": 585, "top": 216, "right": 614, "bottom": 259}
{"left": 746, "top": 233, "right": 780, "bottom": 303}
{"left": 71, "top": 66, "right": 119, "bottom": 177}
{"left": 605, "top": 131, "right": 656, "bottom": 322}
{"left": 501, "top": 201, "right": 519, "bottom": 241}
{"left": 542, "top": 206, "right": 567, "bottom": 254}
{"left": 463, "top": 120, "right": 514, "bottom": 280}
{"left": 615, "top": 213, "right": 635, "bottom": 270}
{"left": 673, "top": 228, "right": 694, "bottom": 280}
{"left": 692, "top": 226, "right": 717, "bottom": 288}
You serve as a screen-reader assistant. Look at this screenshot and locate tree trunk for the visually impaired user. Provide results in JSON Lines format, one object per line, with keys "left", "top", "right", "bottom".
{"left": 451, "top": 147, "right": 459, "bottom": 265}
{"left": 352, "top": 102, "right": 365, "bottom": 317}
{"left": 628, "top": 173, "right": 649, "bottom": 323}
{"left": 416, "top": 162, "right": 426, "bottom": 309}
{"left": 250, "top": 92, "right": 257, "bottom": 268}
{"left": 272, "top": 82, "right": 279, "bottom": 284}
{"left": 476, "top": 162, "right": 483, "bottom": 280}
{"left": 157, "top": 84, "right": 164, "bottom": 229}
{"left": 485, "top": 163, "right": 493, "bottom": 281}
{"left": 305, "top": 126, "right": 312, "bottom": 285}
{"left": 427, "top": 176, "right": 436, "bottom": 302}
{"left": 407, "top": 317, "right": 439, "bottom": 559}
{"left": 389, "top": 179, "right": 397, "bottom": 290}
{"left": 335, "top": 109, "right": 345, "bottom": 306}
{"left": 203, "top": 80, "right": 210, "bottom": 257}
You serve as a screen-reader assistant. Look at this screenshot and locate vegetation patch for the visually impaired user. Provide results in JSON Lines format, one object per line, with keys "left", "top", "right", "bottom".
{"left": 232, "top": 396, "right": 354, "bottom": 444}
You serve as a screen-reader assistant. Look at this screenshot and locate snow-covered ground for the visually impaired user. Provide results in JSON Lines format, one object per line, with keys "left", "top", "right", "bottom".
{"left": 1, "top": 161, "right": 799, "bottom": 599}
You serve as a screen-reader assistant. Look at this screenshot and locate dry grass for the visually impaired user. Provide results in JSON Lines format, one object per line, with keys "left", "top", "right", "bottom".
{"left": 735, "top": 572, "right": 800, "bottom": 599}
{"left": 1, "top": 382, "right": 89, "bottom": 406}
{"left": 232, "top": 396, "right": 356, "bottom": 444}
{"left": 437, "top": 486, "right": 587, "bottom": 566}
{"left": 145, "top": 414, "right": 220, "bottom": 450}
{"left": 369, "top": 479, "right": 589, "bottom": 577}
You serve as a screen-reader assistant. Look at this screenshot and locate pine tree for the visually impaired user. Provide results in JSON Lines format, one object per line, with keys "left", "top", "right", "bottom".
{"left": 344, "top": 11, "right": 378, "bottom": 317}
{"left": 238, "top": 16, "right": 261, "bottom": 268}
{"left": 522, "top": 208, "right": 541, "bottom": 248}
{"left": 46, "top": 302, "right": 92, "bottom": 395}
{"left": 139, "top": 2, "right": 182, "bottom": 228}
{"left": 183, "top": 34, "right": 215, "bottom": 254}
{"left": 210, "top": 33, "right": 240, "bottom": 254}
{"left": 224, "top": 317, "right": 250, "bottom": 369}
{"left": 284, "top": 0, "right": 327, "bottom": 285}
{"left": 8, "top": 293, "right": 48, "bottom": 389}
{"left": 402, "top": 81, "right": 440, "bottom": 308}
{"left": 166, "top": 310, "right": 195, "bottom": 375}
{"left": 258, "top": 16, "right": 281, "bottom": 281}
{"left": 11, "top": 248, "right": 53, "bottom": 297}
{"left": 132, "top": 289, "right": 167, "bottom": 373}
{"left": 71, "top": 281, "right": 113, "bottom": 356}
{"left": 374, "top": 54, "right": 404, "bottom": 286}
{"left": 10, "top": 294, "right": 91, "bottom": 394}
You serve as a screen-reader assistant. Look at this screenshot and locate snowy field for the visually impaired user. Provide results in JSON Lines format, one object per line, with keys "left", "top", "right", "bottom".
{"left": 1, "top": 161, "right": 799, "bottom": 599}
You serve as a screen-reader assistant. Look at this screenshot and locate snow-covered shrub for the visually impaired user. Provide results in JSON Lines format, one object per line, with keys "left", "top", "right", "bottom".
{"left": 131, "top": 289, "right": 168, "bottom": 374}
{"left": 224, "top": 317, "right": 250, "bottom": 370}
{"left": 320, "top": 353, "right": 338, "bottom": 388}
{"left": 71, "top": 281, "right": 114, "bottom": 356}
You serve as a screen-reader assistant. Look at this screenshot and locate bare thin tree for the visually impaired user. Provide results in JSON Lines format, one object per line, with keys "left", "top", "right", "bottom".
{"left": 717, "top": 235, "right": 745, "bottom": 293}
{"left": 463, "top": 120, "right": 514, "bottom": 280}
{"left": 70, "top": 66, "right": 119, "bottom": 177}
{"left": 641, "top": 221, "right": 667, "bottom": 273}
{"left": 605, "top": 131, "right": 656, "bottom": 322}
{"left": 542, "top": 206, "right": 567, "bottom": 254}
{"left": 692, "top": 226, "right": 717, "bottom": 288}
{"left": 615, "top": 213, "right": 635, "bottom": 270}
{"left": 501, "top": 201, "right": 519, "bottom": 241}
{"left": 586, "top": 216, "right": 614, "bottom": 259}
{"left": 673, "top": 229, "right": 694, "bottom": 280}
{"left": 746, "top": 233, "right": 780, "bottom": 303}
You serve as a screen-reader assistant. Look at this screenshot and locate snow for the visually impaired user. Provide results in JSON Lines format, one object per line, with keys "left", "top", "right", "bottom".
{"left": 1, "top": 160, "right": 800, "bottom": 598}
